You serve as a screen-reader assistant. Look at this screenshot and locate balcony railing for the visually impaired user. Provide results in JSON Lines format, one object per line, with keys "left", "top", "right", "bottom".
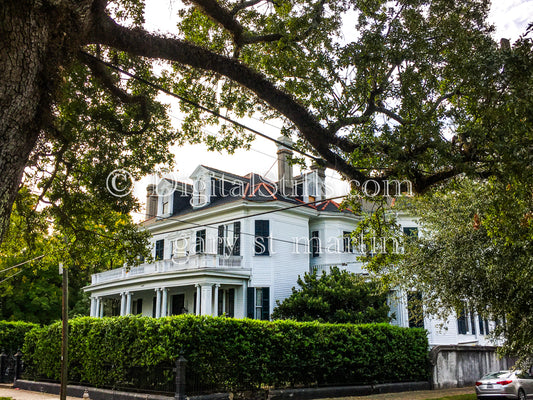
{"left": 91, "top": 254, "right": 243, "bottom": 284}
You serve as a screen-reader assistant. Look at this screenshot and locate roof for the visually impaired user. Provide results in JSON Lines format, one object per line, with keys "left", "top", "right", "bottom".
{"left": 147, "top": 165, "right": 355, "bottom": 221}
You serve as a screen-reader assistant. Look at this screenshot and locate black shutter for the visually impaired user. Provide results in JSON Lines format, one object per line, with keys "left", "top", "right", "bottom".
{"left": 233, "top": 222, "right": 241, "bottom": 255}
{"left": 152, "top": 297, "right": 156, "bottom": 317}
{"left": 247, "top": 287, "right": 255, "bottom": 319}
{"left": 255, "top": 220, "right": 269, "bottom": 255}
{"left": 217, "top": 225, "right": 224, "bottom": 255}
{"left": 311, "top": 231, "right": 320, "bottom": 257}
{"left": 136, "top": 298, "right": 143, "bottom": 315}
{"left": 261, "top": 287, "right": 270, "bottom": 320}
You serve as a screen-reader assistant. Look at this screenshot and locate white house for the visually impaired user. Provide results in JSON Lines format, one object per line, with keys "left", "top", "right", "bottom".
{"left": 84, "top": 139, "right": 498, "bottom": 347}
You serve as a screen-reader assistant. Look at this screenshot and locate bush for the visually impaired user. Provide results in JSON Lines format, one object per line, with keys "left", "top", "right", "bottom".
{"left": 0, "top": 320, "right": 38, "bottom": 354}
{"left": 22, "top": 316, "right": 429, "bottom": 391}
{"left": 272, "top": 267, "right": 391, "bottom": 324}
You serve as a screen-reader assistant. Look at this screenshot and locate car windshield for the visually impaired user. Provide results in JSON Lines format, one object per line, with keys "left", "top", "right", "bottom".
{"left": 481, "top": 371, "right": 511, "bottom": 380}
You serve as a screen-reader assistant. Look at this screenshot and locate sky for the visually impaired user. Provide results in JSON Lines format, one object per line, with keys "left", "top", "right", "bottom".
{"left": 130, "top": 0, "right": 533, "bottom": 217}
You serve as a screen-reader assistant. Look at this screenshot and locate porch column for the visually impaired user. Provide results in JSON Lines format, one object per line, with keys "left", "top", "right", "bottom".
{"left": 200, "top": 285, "right": 212, "bottom": 316}
{"left": 120, "top": 292, "right": 126, "bottom": 316}
{"left": 90, "top": 296, "right": 96, "bottom": 317}
{"left": 195, "top": 284, "right": 201, "bottom": 316}
{"left": 222, "top": 289, "right": 226, "bottom": 316}
{"left": 97, "top": 297, "right": 103, "bottom": 318}
{"left": 126, "top": 292, "right": 133, "bottom": 315}
{"left": 243, "top": 280, "right": 248, "bottom": 318}
{"left": 161, "top": 288, "right": 168, "bottom": 317}
{"left": 155, "top": 288, "right": 162, "bottom": 318}
{"left": 213, "top": 284, "right": 220, "bottom": 316}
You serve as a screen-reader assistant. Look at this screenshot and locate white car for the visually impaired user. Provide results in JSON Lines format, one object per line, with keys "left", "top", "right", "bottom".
{"left": 476, "top": 370, "right": 533, "bottom": 399}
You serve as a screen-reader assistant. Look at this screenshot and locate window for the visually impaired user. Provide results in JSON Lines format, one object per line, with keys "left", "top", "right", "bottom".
{"left": 311, "top": 231, "right": 320, "bottom": 257}
{"left": 218, "top": 222, "right": 241, "bottom": 256}
{"left": 196, "top": 229, "right": 206, "bottom": 254}
{"left": 155, "top": 239, "right": 164, "bottom": 260}
{"left": 407, "top": 291, "right": 424, "bottom": 328}
{"left": 254, "top": 220, "right": 269, "bottom": 256}
{"left": 479, "top": 315, "right": 490, "bottom": 335}
{"left": 162, "top": 199, "right": 169, "bottom": 214}
{"left": 403, "top": 227, "right": 418, "bottom": 238}
{"left": 247, "top": 287, "right": 270, "bottom": 320}
{"left": 457, "top": 303, "right": 476, "bottom": 335}
{"left": 343, "top": 231, "right": 353, "bottom": 253}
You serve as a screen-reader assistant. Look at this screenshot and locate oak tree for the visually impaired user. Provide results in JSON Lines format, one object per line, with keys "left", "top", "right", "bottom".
{"left": 0, "top": 0, "right": 520, "bottom": 244}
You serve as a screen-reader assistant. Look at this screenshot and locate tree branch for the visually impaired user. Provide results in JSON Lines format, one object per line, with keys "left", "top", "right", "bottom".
{"left": 79, "top": 51, "right": 151, "bottom": 135}
{"left": 88, "top": 11, "right": 468, "bottom": 193}
{"left": 230, "top": 0, "right": 264, "bottom": 16}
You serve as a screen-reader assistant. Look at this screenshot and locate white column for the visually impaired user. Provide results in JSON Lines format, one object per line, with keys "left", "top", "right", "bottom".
{"left": 243, "top": 280, "right": 248, "bottom": 318}
{"left": 90, "top": 297, "right": 96, "bottom": 317}
{"left": 195, "top": 284, "right": 201, "bottom": 316}
{"left": 126, "top": 292, "right": 132, "bottom": 315}
{"left": 97, "top": 297, "right": 103, "bottom": 318}
{"left": 222, "top": 289, "right": 226, "bottom": 316}
{"left": 155, "top": 289, "right": 162, "bottom": 318}
{"left": 120, "top": 292, "right": 126, "bottom": 316}
{"left": 161, "top": 288, "right": 168, "bottom": 317}
{"left": 213, "top": 284, "right": 220, "bottom": 316}
{"left": 201, "top": 285, "right": 213, "bottom": 316}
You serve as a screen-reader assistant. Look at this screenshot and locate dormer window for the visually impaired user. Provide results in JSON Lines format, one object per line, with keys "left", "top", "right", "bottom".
{"left": 192, "top": 177, "right": 211, "bottom": 207}
{"left": 162, "top": 199, "right": 169, "bottom": 214}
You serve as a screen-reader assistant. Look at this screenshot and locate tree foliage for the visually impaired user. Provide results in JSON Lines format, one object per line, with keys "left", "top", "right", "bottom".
{"left": 358, "top": 26, "right": 533, "bottom": 363}
{"left": 0, "top": 0, "right": 530, "bottom": 245}
{"left": 272, "top": 267, "right": 391, "bottom": 324}
{"left": 0, "top": 188, "right": 152, "bottom": 324}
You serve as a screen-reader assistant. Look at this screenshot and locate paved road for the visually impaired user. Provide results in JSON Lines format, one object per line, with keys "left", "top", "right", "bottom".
{"left": 0, "top": 384, "right": 475, "bottom": 400}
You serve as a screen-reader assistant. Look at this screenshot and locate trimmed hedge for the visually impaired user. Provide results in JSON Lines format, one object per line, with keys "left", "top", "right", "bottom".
{"left": 23, "top": 316, "right": 429, "bottom": 391}
{"left": 0, "top": 321, "right": 38, "bottom": 354}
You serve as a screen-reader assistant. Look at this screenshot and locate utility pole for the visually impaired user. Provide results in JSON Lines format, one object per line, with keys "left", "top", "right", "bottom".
{"left": 59, "top": 262, "right": 68, "bottom": 400}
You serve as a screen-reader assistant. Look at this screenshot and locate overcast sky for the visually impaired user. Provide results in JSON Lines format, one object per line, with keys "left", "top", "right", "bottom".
{"left": 130, "top": 0, "right": 532, "bottom": 217}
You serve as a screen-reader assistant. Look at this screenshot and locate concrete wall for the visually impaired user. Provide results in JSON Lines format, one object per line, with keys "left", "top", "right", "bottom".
{"left": 430, "top": 345, "right": 516, "bottom": 389}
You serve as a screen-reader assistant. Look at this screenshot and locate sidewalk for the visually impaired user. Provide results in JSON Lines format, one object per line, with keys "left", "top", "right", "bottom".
{"left": 0, "top": 384, "right": 475, "bottom": 400}
{"left": 0, "top": 385, "right": 81, "bottom": 400}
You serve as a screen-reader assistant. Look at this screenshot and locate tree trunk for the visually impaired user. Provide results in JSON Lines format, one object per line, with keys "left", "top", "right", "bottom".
{"left": 0, "top": 0, "right": 93, "bottom": 242}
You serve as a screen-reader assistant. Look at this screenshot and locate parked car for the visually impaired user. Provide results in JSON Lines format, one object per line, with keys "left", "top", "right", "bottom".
{"left": 476, "top": 370, "right": 533, "bottom": 399}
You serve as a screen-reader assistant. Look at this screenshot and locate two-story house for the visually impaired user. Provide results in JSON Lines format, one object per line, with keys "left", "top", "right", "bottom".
{"left": 84, "top": 138, "right": 498, "bottom": 347}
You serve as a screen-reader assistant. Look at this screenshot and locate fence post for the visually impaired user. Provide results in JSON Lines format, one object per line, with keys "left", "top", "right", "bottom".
{"left": 174, "top": 353, "right": 187, "bottom": 400}
{"left": 13, "top": 350, "right": 22, "bottom": 382}
{"left": 0, "top": 350, "right": 6, "bottom": 383}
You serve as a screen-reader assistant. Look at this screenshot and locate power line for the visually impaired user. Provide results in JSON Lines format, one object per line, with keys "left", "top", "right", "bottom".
{"left": 80, "top": 51, "right": 322, "bottom": 163}
{"left": 0, "top": 254, "right": 45, "bottom": 274}
{"left": 134, "top": 195, "right": 360, "bottom": 252}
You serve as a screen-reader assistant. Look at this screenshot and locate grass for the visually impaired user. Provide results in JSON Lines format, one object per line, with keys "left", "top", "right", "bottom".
{"left": 427, "top": 395, "right": 476, "bottom": 400}
{"left": 0, "top": 397, "right": 13, "bottom": 400}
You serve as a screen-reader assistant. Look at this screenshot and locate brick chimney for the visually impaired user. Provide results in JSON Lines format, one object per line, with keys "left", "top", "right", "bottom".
{"left": 276, "top": 136, "right": 293, "bottom": 196}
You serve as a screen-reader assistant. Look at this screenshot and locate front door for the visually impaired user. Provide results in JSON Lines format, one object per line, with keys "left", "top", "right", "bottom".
{"left": 171, "top": 294, "right": 185, "bottom": 315}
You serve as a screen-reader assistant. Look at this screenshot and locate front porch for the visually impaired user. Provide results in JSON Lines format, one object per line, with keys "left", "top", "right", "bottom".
{"left": 84, "top": 255, "right": 251, "bottom": 318}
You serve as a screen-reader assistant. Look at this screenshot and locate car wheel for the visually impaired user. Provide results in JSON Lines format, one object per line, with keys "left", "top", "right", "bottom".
{"left": 518, "top": 389, "right": 527, "bottom": 400}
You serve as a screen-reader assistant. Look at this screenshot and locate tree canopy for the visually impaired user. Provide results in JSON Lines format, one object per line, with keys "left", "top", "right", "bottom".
{"left": 1, "top": 0, "right": 529, "bottom": 245}
{"left": 272, "top": 267, "right": 391, "bottom": 324}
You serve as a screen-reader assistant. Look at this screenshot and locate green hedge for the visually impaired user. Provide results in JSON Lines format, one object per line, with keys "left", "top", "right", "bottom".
{"left": 23, "top": 316, "right": 429, "bottom": 390}
{"left": 0, "top": 321, "right": 38, "bottom": 354}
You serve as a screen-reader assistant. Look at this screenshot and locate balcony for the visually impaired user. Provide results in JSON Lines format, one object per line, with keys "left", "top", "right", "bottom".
{"left": 91, "top": 254, "right": 243, "bottom": 285}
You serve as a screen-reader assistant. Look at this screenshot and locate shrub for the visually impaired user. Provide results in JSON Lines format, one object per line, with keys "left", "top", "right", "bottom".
{"left": 0, "top": 320, "right": 38, "bottom": 354}
{"left": 22, "top": 316, "right": 429, "bottom": 391}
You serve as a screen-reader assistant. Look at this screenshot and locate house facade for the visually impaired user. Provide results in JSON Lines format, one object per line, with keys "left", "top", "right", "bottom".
{"left": 84, "top": 139, "right": 497, "bottom": 347}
